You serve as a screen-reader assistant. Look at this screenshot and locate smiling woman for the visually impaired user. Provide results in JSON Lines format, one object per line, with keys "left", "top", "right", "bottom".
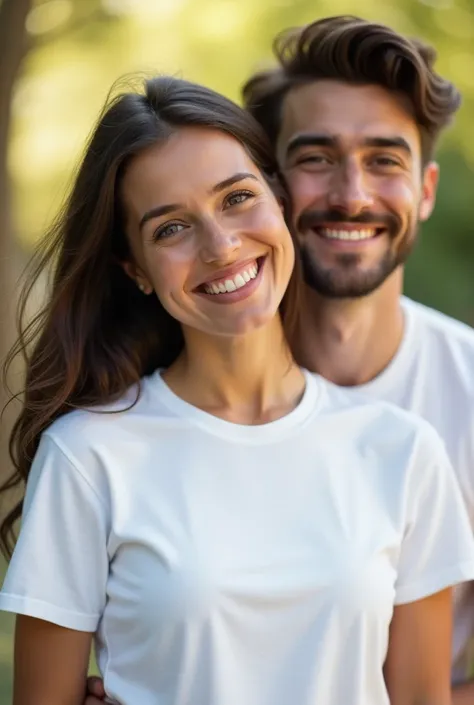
{"left": 0, "top": 75, "right": 473, "bottom": 705}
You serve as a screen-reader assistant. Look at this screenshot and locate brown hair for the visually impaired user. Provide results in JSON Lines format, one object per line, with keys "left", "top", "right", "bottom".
{"left": 242, "top": 15, "right": 461, "bottom": 164}
{"left": 0, "top": 76, "right": 302, "bottom": 558}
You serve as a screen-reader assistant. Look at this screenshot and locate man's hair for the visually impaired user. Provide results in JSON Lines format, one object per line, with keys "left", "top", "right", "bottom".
{"left": 242, "top": 15, "right": 461, "bottom": 164}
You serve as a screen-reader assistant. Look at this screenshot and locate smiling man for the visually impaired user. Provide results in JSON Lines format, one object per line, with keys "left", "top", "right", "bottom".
{"left": 83, "top": 15, "right": 474, "bottom": 705}
{"left": 243, "top": 15, "right": 474, "bottom": 703}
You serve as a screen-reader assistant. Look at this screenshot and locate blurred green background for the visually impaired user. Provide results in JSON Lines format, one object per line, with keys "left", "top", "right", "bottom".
{"left": 0, "top": 0, "right": 473, "bottom": 700}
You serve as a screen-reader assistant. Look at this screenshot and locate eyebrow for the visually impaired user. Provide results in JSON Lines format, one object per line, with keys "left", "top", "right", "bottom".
{"left": 285, "top": 133, "right": 412, "bottom": 160}
{"left": 138, "top": 172, "right": 259, "bottom": 231}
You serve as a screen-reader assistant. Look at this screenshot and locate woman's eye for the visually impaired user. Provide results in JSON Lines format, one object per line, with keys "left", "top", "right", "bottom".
{"left": 225, "top": 190, "right": 254, "bottom": 208}
{"left": 153, "top": 222, "right": 186, "bottom": 241}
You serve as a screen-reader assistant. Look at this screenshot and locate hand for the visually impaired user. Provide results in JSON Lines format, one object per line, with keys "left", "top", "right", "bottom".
{"left": 85, "top": 675, "right": 106, "bottom": 705}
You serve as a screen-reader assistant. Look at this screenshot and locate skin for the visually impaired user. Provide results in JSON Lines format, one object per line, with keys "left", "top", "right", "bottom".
{"left": 277, "top": 80, "right": 439, "bottom": 386}
{"left": 121, "top": 126, "right": 303, "bottom": 421}
{"left": 68, "top": 84, "right": 458, "bottom": 704}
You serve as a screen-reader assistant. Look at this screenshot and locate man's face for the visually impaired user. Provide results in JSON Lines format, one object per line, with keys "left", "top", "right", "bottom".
{"left": 276, "top": 80, "right": 439, "bottom": 298}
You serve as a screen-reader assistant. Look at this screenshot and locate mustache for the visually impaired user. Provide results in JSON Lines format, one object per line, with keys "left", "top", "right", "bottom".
{"left": 297, "top": 209, "right": 401, "bottom": 236}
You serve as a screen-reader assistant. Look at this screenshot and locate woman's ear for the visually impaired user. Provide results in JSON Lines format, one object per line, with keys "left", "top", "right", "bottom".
{"left": 121, "top": 260, "right": 153, "bottom": 295}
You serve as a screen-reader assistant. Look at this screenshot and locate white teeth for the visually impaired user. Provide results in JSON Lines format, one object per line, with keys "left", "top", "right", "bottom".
{"left": 203, "top": 261, "right": 261, "bottom": 295}
{"left": 321, "top": 228, "right": 376, "bottom": 241}
{"left": 224, "top": 279, "right": 237, "bottom": 292}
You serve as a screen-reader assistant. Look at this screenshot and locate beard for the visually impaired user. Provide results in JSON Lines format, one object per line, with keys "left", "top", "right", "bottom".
{"left": 296, "top": 209, "right": 418, "bottom": 299}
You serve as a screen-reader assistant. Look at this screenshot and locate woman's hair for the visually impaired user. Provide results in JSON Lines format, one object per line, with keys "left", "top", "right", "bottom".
{"left": 242, "top": 15, "right": 461, "bottom": 165}
{"left": 0, "top": 75, "right": 302, "bottom": 558}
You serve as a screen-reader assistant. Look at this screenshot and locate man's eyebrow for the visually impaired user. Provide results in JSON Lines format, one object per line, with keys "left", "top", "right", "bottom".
{"left": 362, "top": 136, "right": 412, "bottom": 155}
{"left": 285, "top": 134, "right": 336, "bottom": 159}
{"left": 284, "top": 134, "right": 413, "bottom": 160}
{"left": 138, "top": 173, "right": 259, "bottom": 231}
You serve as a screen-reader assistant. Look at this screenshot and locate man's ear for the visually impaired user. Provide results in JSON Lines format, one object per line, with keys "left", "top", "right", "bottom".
{"left": 419, "top": 161, "right": 440, "bottom": 222}
{"left": 121, "top": 260, "right": 153, "bottom": 295}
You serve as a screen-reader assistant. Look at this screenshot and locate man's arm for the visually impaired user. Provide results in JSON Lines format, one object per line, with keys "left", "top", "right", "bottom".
{"left": 84, "top": 677, "right": 106, "bottom": 705}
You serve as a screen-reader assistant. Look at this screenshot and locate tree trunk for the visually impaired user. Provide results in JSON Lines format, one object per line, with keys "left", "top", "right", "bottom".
{"left": 0, "top": 0, "right": 33, "bottom": 477}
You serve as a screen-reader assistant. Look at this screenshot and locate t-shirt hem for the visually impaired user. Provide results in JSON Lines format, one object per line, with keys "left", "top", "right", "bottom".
{"left": 0, "top": 593, "right": 99, "bottom": 632}
{"left": 394, "top": 561, "right": 474, "bottom": 605}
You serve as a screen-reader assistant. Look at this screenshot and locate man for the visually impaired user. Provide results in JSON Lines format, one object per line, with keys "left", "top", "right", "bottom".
{"left": 85, "top": 15, "right": 474, "bottom": 704}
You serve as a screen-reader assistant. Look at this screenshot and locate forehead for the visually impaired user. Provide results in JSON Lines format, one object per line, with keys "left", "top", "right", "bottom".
{"left": 277, "top": 80, "right": 420, "bottom": 158}
{"left": 122, "top": 126, "right": 260, "bottom": 211}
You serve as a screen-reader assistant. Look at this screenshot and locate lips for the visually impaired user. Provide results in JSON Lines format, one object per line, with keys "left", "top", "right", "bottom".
{"left": 196, "top": 257, "right": 265, "bottom": 296}
{"left": 298, "top": 209, "right": 399, "bottom": 241}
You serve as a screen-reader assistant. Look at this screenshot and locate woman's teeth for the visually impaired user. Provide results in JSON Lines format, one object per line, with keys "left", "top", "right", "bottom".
{"left": 204, "top": 263, "right": 259, "bottom": 295}
{"left": 321, "top": 228, "right": 377, "bottom": 241}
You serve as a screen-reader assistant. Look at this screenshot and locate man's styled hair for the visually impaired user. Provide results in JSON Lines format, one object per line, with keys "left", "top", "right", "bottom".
{"left": 242, "top": 15, "right": 461, "bottom": 164}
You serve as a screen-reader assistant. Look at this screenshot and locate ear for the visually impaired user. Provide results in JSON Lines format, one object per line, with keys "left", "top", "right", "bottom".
{"left": 419, "top": 161, "right": 439, "bottom": 222}
{"left": 121, "top": 260, "right": 153, "bottom": 295}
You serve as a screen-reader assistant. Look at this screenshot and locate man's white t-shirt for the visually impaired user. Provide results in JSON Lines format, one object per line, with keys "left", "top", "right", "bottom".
{"left": 1, "top": 367, "right": 474, "bottom": 705}
{"left": 334, "top": 296, "right": 474, "bottom": 683}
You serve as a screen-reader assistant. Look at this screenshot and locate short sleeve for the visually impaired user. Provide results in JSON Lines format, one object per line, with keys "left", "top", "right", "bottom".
{"left": 0, "top": 433, "right": 109, "bottom": 631}
{"left": 395, "top": 425, "right": 474, "bottom": 605}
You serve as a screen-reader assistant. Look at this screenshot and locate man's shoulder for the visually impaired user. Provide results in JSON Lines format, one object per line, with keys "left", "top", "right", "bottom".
{"left": 402, "top": 296, "right": 474, "bottom": 407}
{"left": 403, "top": 296, "right": 474, "bottom": 351}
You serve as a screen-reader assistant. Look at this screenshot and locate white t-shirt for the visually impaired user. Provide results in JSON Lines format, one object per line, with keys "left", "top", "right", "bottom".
{"left": 1, "top": 367, "right": 474, "bottom": 705}
{"left": 334, "top": 296, "right": 474, "bottom": 683}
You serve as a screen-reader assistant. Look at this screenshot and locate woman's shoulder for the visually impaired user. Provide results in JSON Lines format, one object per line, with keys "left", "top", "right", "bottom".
{"left": 41, "top": 369, "right": 175, "bottom": 469}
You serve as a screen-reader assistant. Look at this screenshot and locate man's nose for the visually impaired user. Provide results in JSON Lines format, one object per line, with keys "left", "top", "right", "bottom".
{"left": 328, "top": 160, "right": 374, "bottom": 217}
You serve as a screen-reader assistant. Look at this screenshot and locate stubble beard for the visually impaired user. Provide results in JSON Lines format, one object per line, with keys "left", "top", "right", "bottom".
{"left": 300, "top": 224, "right": 419, "bottom": 299}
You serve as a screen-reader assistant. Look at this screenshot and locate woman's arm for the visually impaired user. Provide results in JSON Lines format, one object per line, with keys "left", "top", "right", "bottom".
{"left": 13, "top": 615, "right": 93, "bottom": 705}
{"left": 384, "top": 588, "right": 452, "bottom": 705}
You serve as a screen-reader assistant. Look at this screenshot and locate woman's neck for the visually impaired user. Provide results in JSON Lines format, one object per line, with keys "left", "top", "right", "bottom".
{"left": 162, "top": 316, "right": 305, "bottom": 425}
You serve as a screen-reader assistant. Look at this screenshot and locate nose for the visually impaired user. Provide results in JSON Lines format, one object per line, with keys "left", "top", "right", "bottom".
{"left": 199, "top": 219, "right": 241, "bottom": 264}
{"left": 328, "top": 158, "right": 374, "bottom": 217}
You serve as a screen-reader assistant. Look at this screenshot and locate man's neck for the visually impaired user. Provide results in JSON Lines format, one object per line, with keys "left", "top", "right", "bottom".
{"left": 296, "top": 269, "right": 405, "bottom": 387}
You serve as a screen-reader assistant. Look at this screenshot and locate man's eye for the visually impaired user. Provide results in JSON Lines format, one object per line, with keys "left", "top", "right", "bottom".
{"left": 153, "top": 222, "right": 186, "bottom": 241}
{"left": 295, "top": 154, "right": 331, "bottom": 166}
{"left": 372, "top": 156, "right": 401, "bottom": 167}
{"left": 225, "top": 190, "right": 254, "bottom": 207}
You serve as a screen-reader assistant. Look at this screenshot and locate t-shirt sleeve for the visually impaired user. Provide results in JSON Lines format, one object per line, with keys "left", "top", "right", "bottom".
{"left": 0, "top": 433, "right": 109, "bottom": 631}
{"left": 395, "top": 424, "right": 474, "bottom": 605}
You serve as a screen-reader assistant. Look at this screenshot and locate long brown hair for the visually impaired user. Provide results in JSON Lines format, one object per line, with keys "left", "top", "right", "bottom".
{"left": 0, "top": 76, "right": 302, "bottom": 559}
{"left": 242, "top": 15, "right": 461, "bottom": 165}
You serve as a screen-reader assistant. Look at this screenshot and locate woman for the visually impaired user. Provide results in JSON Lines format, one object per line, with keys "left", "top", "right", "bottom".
{"left": 0, "top": 76, "right": 473, "bottom": 705}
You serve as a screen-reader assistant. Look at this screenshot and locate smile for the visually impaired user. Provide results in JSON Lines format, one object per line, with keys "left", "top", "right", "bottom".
{"left": 196, "top": 257, "right": 266, "bottom": 303}
{"left": 201, "top": 258, "right": 264, "bottom": 296}
{"left": 311, "top": 225, "right": 386, "bottom": 245}
{"left": 320, "top": 227, "right": 380, "bottom": 241}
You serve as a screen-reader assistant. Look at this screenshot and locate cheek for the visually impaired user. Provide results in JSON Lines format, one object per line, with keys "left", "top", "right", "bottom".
{"left": 144, "top": 249, "right": 188, "bottom": 301}
{"left": 378, "top": 178, "right": 419, "bottom": 218}
{"left": 285, "top": 171, "right": 328, "bottom": 213}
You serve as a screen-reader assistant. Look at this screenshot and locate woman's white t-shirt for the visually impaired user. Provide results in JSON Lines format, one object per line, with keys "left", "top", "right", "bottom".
{"left": 1, "top": 368, "right": 474, "bottom": 705}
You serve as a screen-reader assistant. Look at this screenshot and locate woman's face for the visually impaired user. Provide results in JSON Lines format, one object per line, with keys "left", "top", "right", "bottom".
{"left": 121, "top": 126, "right": 295, "bottom": 338}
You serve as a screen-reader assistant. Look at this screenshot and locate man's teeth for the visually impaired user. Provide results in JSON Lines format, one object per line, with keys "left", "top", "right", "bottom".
{"left": 204, "top": 263, "right": 259, "bottom": 295}
{"left": 321, "top": 228, "right": 376, "bottom": 241}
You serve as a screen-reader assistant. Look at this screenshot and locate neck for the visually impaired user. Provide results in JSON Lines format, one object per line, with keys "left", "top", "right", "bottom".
{"left": 295, "top": 268, "right": 405, "bottom": 387}
{"left": 163, "top": 315, "right": 305, "bottom": 424}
